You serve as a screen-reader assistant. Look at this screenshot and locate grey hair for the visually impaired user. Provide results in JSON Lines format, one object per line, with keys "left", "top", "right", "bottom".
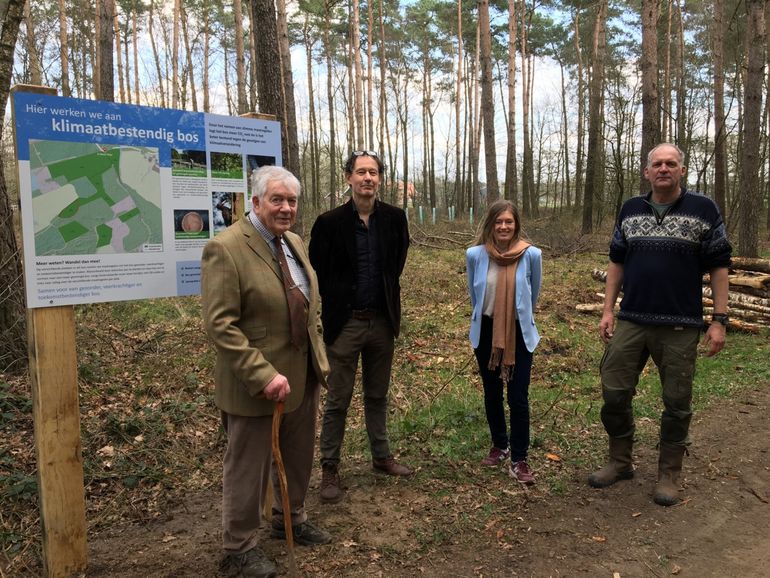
{"left": 251, "top": 165, "right": 301, "bottom": 200}
{"left": 646, "top": 143, "right": 685, "bottom": 167}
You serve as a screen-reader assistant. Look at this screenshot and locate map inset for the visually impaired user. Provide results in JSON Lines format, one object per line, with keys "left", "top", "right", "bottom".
{"left": 29, "top": 140, "right": 162, "bottom": 255}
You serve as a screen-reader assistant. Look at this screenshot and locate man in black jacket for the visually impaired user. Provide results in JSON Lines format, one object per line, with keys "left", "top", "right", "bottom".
{"left": 309, "top": 150, "right": 412, "bottom": 504}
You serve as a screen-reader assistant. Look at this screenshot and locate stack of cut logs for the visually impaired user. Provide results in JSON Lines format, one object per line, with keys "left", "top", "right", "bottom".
{"left": 578, "top": 256, "right": 770, "bottom": 333}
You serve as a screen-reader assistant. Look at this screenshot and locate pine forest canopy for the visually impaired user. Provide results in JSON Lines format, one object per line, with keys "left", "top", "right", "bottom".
{"left": 4, "top": 0, "right": 769, "bottom": 239}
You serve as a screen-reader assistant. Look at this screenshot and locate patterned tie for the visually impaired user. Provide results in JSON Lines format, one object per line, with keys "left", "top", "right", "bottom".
{"left": 273, "top": 236, "right": 308, "bottom": 349}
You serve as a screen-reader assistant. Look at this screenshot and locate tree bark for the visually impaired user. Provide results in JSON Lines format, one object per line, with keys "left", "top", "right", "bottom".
{"left": 114, "top": 8, "right": 125, "bottom": 102}
{"left": 275, "top": 0, "right": 300, "bottom": 178}
{"left": 324, "top": 0, "right": 337, "bottom": 207}
{"left": 251, "top": 0, "right": 290, "bottom": 171}
{"left": 712, "top": 0, "right": 727, "bottom": 218}
{"left": 133, "top": 5, "right": 139, "bottom": 104}
{"left": 303, "top": 16, "right": 319, "bottom": 208}
{"left": 581, "top": 0, "right": 607, "bottom": 234}
{"left": 640, "top": 0, "right": 659, "bottom": 193}
{"left": 171, "top": 0, "right": 180, "bottom": 107}
{"left": 367, "top": 0, "right": 374, "bottom": 148}
{"left": 148, "top": 0, "right": 165, "bottom": 108}
{"left": 661, "top": 0, "right": 672, "bottom": 141}
{"left": 738, "top": 0, "right": 765, "bottom": 257}
{"left": 352, "top": 0, "right": 365, "bottom": 150}
{"left": 233, "top": 0, "right": 247, "bottom": 114}
{"left": 202, "top": 0, "right": 209, "bottom": 112}
{"left": 180, "top": 2, "right": 197, "bottom": 111}
{"left": 0, "top": 0, "right": 28, "bottom": 372}
{"left": 23, "top": 0, "right": 42, "bottom": 84}
{"left": 454, "top": 0, "right": 463, "bottom": 212}
{"left": 59, "top": 0, "right": 70, "bottom": 95}
{"left": 478, "top": 0, "right": 499, "bottom": 201}
{"left": 573, "top": 9, "right": 584, "bottom": 213}
{"left": 504, "top": 0, "right": 518, "bottom": 205}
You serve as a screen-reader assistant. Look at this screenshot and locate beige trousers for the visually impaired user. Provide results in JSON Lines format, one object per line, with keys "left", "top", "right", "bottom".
{"left": 221, "top": 381, "right": 320, "bottom": 553}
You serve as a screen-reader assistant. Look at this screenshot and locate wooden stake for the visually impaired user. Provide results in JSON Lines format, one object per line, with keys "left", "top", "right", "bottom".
{"left": 28, "top": 306, "right": 87, "bottom": 577}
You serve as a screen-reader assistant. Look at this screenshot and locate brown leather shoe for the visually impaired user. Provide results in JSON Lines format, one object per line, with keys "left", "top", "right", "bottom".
{"left": 372, "top": 456, "right": 413, "bottom": 476}
{"left": 320, "top": 463, "right": 343, "bottom": 504}
{"left": 219, "top": 546, "right": 277, "bottom": 578}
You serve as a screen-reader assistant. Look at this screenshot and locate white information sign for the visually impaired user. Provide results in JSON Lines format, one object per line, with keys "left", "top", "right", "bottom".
{"left": 13, "top": 92, "right": 281, "bottom": 308}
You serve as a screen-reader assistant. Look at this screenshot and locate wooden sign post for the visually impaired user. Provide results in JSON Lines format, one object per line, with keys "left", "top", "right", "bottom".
{"left": 11, "top": 84, "right": 88, "bottom": 577}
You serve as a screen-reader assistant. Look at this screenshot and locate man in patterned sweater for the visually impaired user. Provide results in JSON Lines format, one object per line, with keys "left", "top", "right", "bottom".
{"left": 588, "top": 143, "right": 732, "bottom": 506}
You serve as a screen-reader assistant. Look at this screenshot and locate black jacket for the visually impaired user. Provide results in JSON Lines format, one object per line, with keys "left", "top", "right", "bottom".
{"left": 309, "top": 198, "right": 409, "bottom": 344}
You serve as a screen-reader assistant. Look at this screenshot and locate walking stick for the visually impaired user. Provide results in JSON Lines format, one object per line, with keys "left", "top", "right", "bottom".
{"left": 271, "top": 400, "right": 298, "bottom": 576}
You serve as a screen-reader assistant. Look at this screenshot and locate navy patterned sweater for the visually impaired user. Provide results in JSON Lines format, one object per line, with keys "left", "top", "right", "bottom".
{"left": 609, "top": 187, "right": 732, "bottom": 327}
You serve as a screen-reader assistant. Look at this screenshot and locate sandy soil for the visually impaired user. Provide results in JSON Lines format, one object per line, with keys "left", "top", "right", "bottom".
{"left": 83, "top": 384, "right": 770, "bottom": 578}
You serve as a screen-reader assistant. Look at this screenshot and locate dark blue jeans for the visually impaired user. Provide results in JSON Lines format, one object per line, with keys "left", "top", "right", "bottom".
{"left": 474, "top": 315, "right": 533, "bottom": 462}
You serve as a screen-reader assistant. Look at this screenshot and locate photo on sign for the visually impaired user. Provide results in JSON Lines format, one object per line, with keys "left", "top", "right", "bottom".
{"left": 246, "top": 154, "right": 276, "bottom": 183}
{"left": 29, "top": 139, "right": 162, "bottom": 256}
{"left": 171, "top": 148, "right": 207, "bottom": 177}
{"left": 173, "top": 209, "right": 209, "bottom": 240}
{"left": 212, "top": 191, "right": 244, "bottom": 234}
{"left": 210, "top": 152, "right": 243, "bottom": 180}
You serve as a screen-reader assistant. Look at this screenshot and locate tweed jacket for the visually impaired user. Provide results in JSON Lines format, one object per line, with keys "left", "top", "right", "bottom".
{"left": 309, "top": 198, "right": 409, "bottom": 345}
{"left": 466, "top": 244, "right": 542, "bottom": 353}
{"left": 201, "top": 217, "right": 329, "bottom": 416}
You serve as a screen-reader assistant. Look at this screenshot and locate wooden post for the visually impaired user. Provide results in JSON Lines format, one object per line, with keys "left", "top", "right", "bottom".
{"left": 11, "top": 84, "right": 87, "bottom": 577}
{"left": 28, "top": 306, "right": 87, "bottom": 577}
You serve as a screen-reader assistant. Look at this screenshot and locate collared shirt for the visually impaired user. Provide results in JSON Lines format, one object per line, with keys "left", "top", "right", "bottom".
{"left": 351, "top": 199, "right": 385, "bottom": 310}
{"left": 248, "top": 211, "right": 310, "bottom": 300}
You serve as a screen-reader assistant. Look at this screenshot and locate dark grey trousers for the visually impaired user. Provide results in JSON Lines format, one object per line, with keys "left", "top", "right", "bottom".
{"left": 319, "top": 313, "right": 395, "bottom": 465}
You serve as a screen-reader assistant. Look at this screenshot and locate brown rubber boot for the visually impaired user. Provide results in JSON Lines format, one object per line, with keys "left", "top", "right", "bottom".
{"left": 653, "top": 442, "right": 686, "bottom": 506}
{"left": 587, "top": 436, "right": 635, "bottom": 488}
{"left": 319, "top": 463, "right": 343, "bottom": 504}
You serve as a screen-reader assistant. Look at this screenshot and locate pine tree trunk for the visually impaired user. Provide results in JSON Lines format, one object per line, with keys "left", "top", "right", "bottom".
{"left": 171, "top": 0, "right": 180, "bottom": 108}
{"left": 23, "top": 0, "right": 42, "bottom": 84}
{"left": 573, "top": 9, "right": 584, "bottom": 213}
{"left": 133, "top": 6, "right": 139, "bottom": 104}
{"left": 59, "top": 0, "right": 70, "bottom": 95}
{"left": 180, "top": 3, "right": 197, "bottom": 111}
{"left": 738, "top": 0, "right": 765, "bottom": 257}
{"left": 581, "top": 0, "right": 607, "bottom": 234}
{"left": 148, "top": 0, "right": 165, "bottom": 108}
{"left": 454, "top": 0, "right": 464, "bottom": 213}
{"left": 713, "top": 0, "right": 727, "bottom": 217}
{"left": 479, "top": 0, "right": 499, "bottom": 202}
{"left": 234, "top": 0, "right": 247, "bottom": 114}
{"left": 640, "top": 0, "right": 660, "bottom": 193}
{"left": 504, "top": 0, "right": 518, "bottom": 204}
{"left": 276, "top": 0, "right": 300, "bottom": 178}
{"left": 323, "top": 0, "right": 337, "bottom": 208}
{"left": 352, "top": 0, "right": 365, "bottom": 150}
{"left": 114, "top": 10, "right": 125, "bottom": 102}
{"left": 367, "top": 0, "right": 374, "bottom": 148}
{"left": 0, "top": 0, "right": 28, "bottom": 372}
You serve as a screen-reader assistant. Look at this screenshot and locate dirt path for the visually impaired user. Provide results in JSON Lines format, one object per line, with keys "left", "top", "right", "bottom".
{"left": 86, "top": 385, "right": 770, "bottom": 577}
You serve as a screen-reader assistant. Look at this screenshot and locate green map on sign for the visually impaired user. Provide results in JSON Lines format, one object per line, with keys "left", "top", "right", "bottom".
{"left": 29, "top": 140, "right": 162, "bottom": 256}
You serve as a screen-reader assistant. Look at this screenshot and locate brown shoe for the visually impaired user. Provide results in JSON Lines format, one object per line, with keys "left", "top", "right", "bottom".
{"left": 320, "top": 463, "right": 343, "bottom": 504}
{"left": 372, "top": 456, "right": 413, "bottom": 476}
{"left": 219, "top": 546, "right": 277, "bottom": 578}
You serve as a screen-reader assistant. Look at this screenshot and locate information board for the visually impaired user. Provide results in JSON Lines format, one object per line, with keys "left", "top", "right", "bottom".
{"left": 13, "top": 92, "right": 281, "bottom": 307}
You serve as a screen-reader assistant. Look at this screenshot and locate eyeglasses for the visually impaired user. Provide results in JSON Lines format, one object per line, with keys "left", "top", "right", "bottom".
{"left": 351, "top": 150, "right": 379, "bottom": 158}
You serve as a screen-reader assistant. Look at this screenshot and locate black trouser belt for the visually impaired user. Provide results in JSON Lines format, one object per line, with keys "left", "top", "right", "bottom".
{"left": 351, "top": 309, "right": 377, "bottom": 320}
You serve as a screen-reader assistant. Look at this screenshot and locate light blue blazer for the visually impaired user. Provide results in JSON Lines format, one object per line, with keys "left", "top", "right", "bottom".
{"left": 466, "top": 244, "right": 542, "bottom": 352}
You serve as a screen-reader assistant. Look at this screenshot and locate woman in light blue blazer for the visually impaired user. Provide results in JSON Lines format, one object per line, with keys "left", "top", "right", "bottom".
{"left": 466, "top": 200, "right": 542, "bottom": 484}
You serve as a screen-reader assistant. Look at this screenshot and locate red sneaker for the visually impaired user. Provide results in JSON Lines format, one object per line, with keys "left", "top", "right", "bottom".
{"left": 481, "top": 447, "right": 510, "bottom": 466}
{"left": 509, "top": 460, "right": 535, "bottom": 485}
